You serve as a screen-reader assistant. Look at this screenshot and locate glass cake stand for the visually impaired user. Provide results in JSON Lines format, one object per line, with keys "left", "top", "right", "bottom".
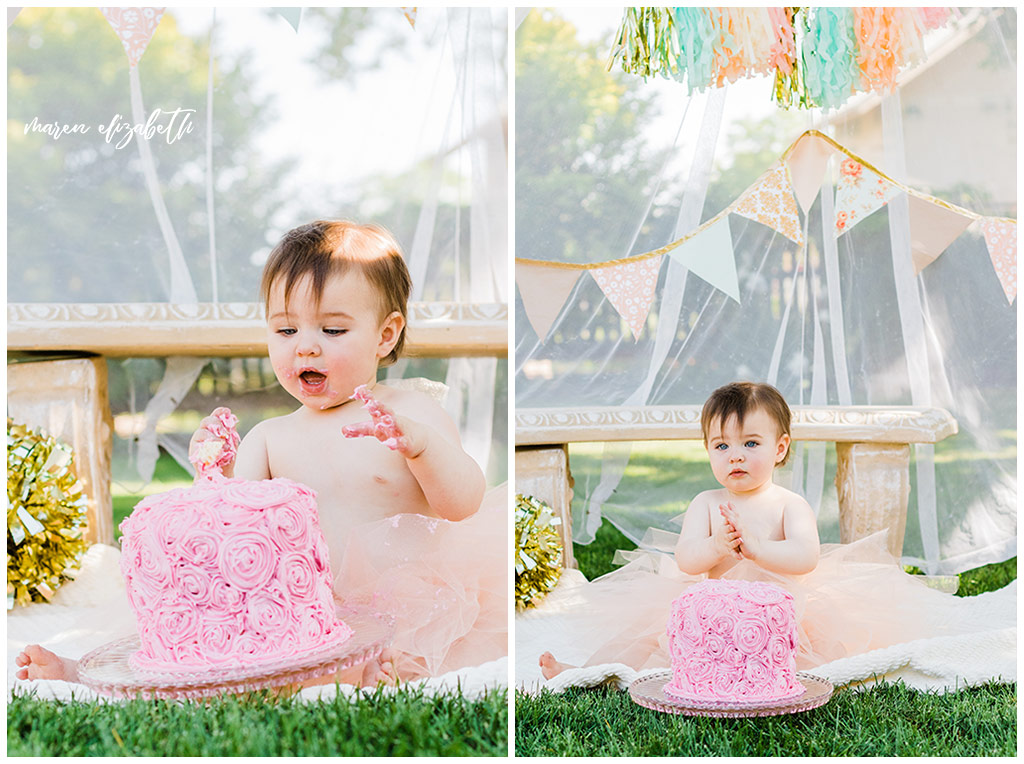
{"left": 78, "top": 608, "right": 395, "bottom": 700}
{"left": 629, "top": 671, "right": 834, "bottom": 718}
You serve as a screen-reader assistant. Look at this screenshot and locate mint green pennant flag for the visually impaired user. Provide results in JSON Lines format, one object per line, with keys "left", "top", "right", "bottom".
{"left": 666, "top": 217, "right": 741, "bottom": 304}
{"left": 274, "top": 8, "right": 303, "bottom": 33}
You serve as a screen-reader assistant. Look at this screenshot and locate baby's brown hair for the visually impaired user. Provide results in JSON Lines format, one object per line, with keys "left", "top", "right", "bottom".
{"left": 260, "top": 220, "right": 411, "bottom": 366}
{"left": 700, "top": 382, "right": 792, "bottom": 466}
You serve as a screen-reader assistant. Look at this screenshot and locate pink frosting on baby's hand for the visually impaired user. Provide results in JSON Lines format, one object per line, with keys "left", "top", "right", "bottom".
{"left": 190, "top": 407, "right": 241, "bottom": 477}
{"left": 345, "top": 385, "right": 405, "bottom": 451}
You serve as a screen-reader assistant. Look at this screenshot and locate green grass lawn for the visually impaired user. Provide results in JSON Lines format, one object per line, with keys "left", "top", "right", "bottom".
{"left": 9, "top": 686, "right": 508, "bottom": 757}
{"left": 516, "top": 520, "right": 1017, "bottom": 757}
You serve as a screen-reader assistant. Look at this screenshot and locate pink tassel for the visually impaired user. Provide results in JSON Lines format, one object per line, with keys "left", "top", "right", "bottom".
{"left": 766, "top": 6, "right": 797, "bottom": 76}
{"left": 920, "top": 7, "right": 951, "bottom": 30}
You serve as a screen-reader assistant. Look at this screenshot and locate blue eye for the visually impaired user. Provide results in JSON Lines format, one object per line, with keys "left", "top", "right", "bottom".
{"left": 277, "top": 328, "right": 296, "bottom": 336}
{"left": 715, "top": 443, "right": 728, "bottom": 450}
{"left": 745, "top": 440, "right": 759, "bottom": 448}
{"left": 323, "top": 328, "right": 347, "bottom": 336}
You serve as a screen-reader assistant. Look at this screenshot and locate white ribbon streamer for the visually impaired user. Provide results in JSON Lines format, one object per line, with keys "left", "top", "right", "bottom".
{"left": 819, "top": 144, "right": 853, "bottom": 406}
{"left": 128, "top": 66, "right": 196, "bottom": 304}
{"left": 205, "top": 9, "right": 218, "bottom": 303}
{"left": 882, "top": 93, "right": 940, "bottom": 572}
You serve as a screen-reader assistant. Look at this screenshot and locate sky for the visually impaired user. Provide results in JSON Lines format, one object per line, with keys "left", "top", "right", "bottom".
{"left": 170, "top": 7, "right": 485, "bottom": 214}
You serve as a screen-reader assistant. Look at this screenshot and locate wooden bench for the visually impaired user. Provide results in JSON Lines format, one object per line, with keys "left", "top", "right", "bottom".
{"left": 7, "top": 301, "right": 507, "bottom": 545}
{"left": 515, "top": 404, "right": 958, "bottom": 566}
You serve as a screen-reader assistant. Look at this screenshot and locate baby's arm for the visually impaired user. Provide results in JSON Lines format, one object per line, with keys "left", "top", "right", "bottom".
{"left": 674, "top": 493, "right": 743, "bottom": 574}
{"left": 724, "top": 497, "right": 819, "bottom": 575}
{"left": 232, "top": 422, "right": 271, "bottom": 480}
{"left": 345, "top": 387, "right": 485, "bottom": 521}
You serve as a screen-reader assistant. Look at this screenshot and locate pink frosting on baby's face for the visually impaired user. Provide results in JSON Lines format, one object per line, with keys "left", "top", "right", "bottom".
{"left": 120, "top": 473, "right": 353, "bottom": 673}
{"left": 664, "top": 580, "right": 802, "bottom": 703}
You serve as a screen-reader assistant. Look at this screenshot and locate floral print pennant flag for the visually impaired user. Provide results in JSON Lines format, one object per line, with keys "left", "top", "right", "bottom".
{"left": 590, "top": 256, "right": 663, "bottom": 340}
{"left": 100, "top": 7, "right": 165, "bottom": 68}
{"left": 733, "top": 162, "right": 804, "bottom": 245}
{"left": 833, "top": 157, "right": 900, "bottom": 236}
{"left": 978, "top": 217, "right": 1017, "bottom": 304}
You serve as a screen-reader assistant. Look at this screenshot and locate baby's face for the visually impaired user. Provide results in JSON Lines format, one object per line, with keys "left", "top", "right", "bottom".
{"left": 705, "top": 408, "right": 790, "bottom": 495}
{"left": 265, "top": 271, "right": 399, "bottom": 411}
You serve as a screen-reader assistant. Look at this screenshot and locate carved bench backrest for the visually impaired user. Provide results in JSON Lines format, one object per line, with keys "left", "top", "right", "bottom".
{"left": 8, "top": 302, "right": 508, "bottom": 358}
{"left": 515, "top": 405, "right": 957, "bottom": 446}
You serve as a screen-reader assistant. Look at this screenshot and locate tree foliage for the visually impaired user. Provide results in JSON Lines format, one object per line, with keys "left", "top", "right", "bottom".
{"left": 515, "top": 10, "right": 673, "bottom": 265}
{"left": 7, "top": 8, "right": 291, "bottom": 303}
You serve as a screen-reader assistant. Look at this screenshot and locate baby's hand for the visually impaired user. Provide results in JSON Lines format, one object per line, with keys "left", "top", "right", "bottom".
{"left": 714, "top": 503, "right": 744, "bottom": 561}
{"left": 189, "top": 407, "right": 240, "bottom": 478}
{"left": 344, "top": 385, "right": 427, "bottom": 458}
{"left": 720, "top": 503, "right": 759, "bottom": 561}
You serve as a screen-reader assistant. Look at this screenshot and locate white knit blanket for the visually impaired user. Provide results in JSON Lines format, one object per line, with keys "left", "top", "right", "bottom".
{"left": 7, "top": 545, "right": 507, "bottom": 702}
{"left": 516, "top": 569, "right": 1016, "bottom": 695}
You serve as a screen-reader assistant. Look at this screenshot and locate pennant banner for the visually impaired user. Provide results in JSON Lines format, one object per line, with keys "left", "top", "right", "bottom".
{"left": 978, "top": 218, "right": 1017, "bottom": 304}
{"left": 908, "top": 195, "right": 973, "bottom": 274}
{"left": 590, "top": 256, "right": 663, "bottom": 340}
{"left": 100, "top": 7, "right": 165, "bottom": 68}
{"left": 733, "top": 162, "right": 804, "bottom": 245}
{"left": 516, "top": 263, "right": 582, "bottom": 342}
{"left": 833, "top": 157, "right": 900, "bottom": 236}
{"left": 667, "top": 217, "right": 740, "bottom": 303}
{"left": 514, "top": 131, "right": 1016, "bottom": 343}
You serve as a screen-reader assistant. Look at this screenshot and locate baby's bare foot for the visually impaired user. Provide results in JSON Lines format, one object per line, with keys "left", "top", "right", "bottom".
{"left": 15, "top": 645, "right": 79, "bottom": 682}
{"left": 360, "top": 648, "right": 400, "bottom": 688}
{"left": 539, "top": 651, "right": 574, "bottom": 680}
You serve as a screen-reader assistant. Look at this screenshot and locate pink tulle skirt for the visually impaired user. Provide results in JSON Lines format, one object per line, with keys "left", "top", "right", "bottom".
{"left": 331, "top": 486, "right": 507, "bottom": 680}
{"left": 556, "top": 530, "right": 990, "bottom": 672}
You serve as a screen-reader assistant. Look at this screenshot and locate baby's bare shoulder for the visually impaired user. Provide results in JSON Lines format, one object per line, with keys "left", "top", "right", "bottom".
{"left": 775, "top": 485, "right": 814, "bottom": 516}
{"left": 377, "top": 383, "right": 449, "bottom": 419}
{"left": 692, "top": 488, "right": 729, "bottom": 508}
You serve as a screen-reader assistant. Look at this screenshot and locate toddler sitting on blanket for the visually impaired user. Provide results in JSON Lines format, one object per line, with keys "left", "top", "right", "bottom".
{"left": 17, "top": 220, "right": 506, "bottom": 688}
{"left": 539, "top": 382, "right": 1005, "bottom": 681}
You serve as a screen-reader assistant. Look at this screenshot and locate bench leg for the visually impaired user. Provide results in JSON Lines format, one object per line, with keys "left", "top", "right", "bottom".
{"left": 8, "top": 357, "right": 114, "bottom": 546}
{"left": 834, "top": 442, "right": 910, "bottom": 558}
{"left": 514, "top": 444, "right": 577, "bottom": 570}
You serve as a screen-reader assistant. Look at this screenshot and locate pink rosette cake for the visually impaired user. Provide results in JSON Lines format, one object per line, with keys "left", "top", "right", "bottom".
{"left": 118, "top": 409, "right": 352, "bottom": 674}
{"left": 664, "top": 580, "right": 802, "bottom": 703}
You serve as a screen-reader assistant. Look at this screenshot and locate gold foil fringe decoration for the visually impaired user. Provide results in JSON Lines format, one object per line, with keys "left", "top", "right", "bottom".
{"left": 515, "top": 494, "right": 564, "bottom": 610}
{"left": 7, "top": 419, "right": 89, "bottom": 609}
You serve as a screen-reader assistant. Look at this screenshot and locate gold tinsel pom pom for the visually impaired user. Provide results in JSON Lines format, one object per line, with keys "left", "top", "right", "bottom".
{"left": 515, "top": 494, "right": 564, "bottom": 610}
{"left": 7, "top": 419, "right": 89, "bottom": 609}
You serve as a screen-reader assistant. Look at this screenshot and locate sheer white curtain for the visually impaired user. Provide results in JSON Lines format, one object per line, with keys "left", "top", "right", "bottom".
{"left": 8, "top": 7, "right": 509, "bottom": 488}
{"left": 514, "top": 7, "right": 1015, "bottom": 574}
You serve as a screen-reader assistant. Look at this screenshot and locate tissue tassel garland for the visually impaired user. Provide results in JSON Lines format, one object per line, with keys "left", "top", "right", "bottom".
{"left": 515, "top": 494, "right": 564, "bottom": 609}
{"left": 609, "top": 7, "right": 952, "bottom": 111}
{"left": 7, "top": 419, "right": 89, "bottom": 609}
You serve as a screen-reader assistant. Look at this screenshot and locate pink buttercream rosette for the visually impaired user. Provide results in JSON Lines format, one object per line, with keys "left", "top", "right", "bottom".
{"left": 664, "top": 580, "right": 803, "bottom": 703}
{"left": 119, "top": 413, "right": 354, "bottom": 674}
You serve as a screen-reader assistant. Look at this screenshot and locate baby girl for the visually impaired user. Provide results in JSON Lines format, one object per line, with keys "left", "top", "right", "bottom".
{"left": 17, "top": 220, "right": 506, "bottom": 687}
